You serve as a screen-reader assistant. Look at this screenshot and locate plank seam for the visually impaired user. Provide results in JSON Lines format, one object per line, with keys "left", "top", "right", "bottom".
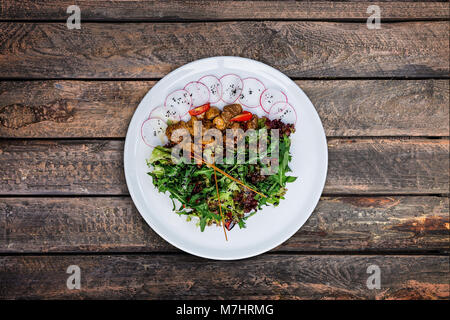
{"left": 0, "top": 193, "right": 448, "bottom": 198}
{"left": 0, "top": 18, "right": 449, "bottom": 23}
{"left": 0, "top": 137, "right": 448, "bottom": 141}
{"left": 0, "top": 251, "right": 448, "bottom": 257}
{"left": 1, "top": 77, "right": 449, "bottom": 81}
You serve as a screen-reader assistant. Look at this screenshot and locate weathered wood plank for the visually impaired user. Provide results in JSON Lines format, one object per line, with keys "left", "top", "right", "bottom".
{"left": 0, "top": 81, "right": 148, "bottom": 138}
{"left": 1, "top": 1, "right": 448, "bottom": 21}
{"left": 0, "top": 196, "right": 448, "bottom": 253}
{"left": 0, "top": 255, "right": 447, "bottom": 299}
{"left": 326, "top": 139, "right": 449, "bottom": 194}
{"left": 0, "top": 80, "right": 448, "bottom": 138}
{"left": 302, "top": 80, "right": 449, "bottom": 137}
{"left": 0, "top": 139, "right": 448, "bottom": 195}
{"left": 0, "top": 21, "right": 447, "bottom": 78}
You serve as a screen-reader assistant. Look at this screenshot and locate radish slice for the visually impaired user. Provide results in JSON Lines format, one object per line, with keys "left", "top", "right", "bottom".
{"left": 198, "top": 75, "right": 222, "bottom": 104}
{"left": 220, "top": 74, "right": 243, "bottom": 104}
{"left": 184, "top": 81, "right": 210, "bottom": 107}
{"left": 260, "top": 88, "right": 288, "bottom": 113}
{"left": 268, "top": 102, "right": 297, "bottom": 125}
{"left": 141, "top": 117, "right": 168, "bottom": 147}
{"left": 149, "top": 105, "right": 180, "bottom": 123}
{"left": 165, "top": 89, "right": 192, "bottom": 115}
{"left": 239, "top": 77, "right": 265, "bottom": 108}
{"left": 242, "top": 104, "right": 266, "bottom": 118}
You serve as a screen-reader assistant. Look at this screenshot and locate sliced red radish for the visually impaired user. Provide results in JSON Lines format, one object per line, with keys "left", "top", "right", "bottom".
{"left": 220, "top": 74, "right": 243, "bottom": 104}
{"left": 239, "top": 77, "right": 265, "bottom": 108}
{"left": 260, "top": 88, "right": 288, "bottom": 113}
{"left": 141, "top": 117, "right": 168, "bottom": 147}
{"left": 268, "top": 102, "right": 297, "bottom": 125}
{"left": 198, "top": 75, "right": 222, "bottom": 104}
{"left": 149, "top": 105, "right": 180, "bottom": 123}
{"left": 184, "top": 81, "right": 210, "bottom": 107}
{"left": 165, "top": 89, "right": 192, "bottom": 115}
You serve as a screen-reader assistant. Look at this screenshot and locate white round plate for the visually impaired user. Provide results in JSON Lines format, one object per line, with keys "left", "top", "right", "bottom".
{"left": 124, "top": 56, "right": 328, "bottom": 260}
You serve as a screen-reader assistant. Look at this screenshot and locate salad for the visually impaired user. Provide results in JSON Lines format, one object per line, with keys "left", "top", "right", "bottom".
{"left": 146, "top": 102, "right": 297, "bottom": 233}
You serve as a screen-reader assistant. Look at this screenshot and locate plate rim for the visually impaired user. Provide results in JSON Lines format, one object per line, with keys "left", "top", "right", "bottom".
{"left": 124, "top": 56, "right": 328, "bottom": 260}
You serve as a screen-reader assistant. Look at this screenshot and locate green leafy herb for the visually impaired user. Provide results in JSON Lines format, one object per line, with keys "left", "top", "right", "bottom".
{"left": 146, "top": 126, "right": 297, "bottom": 231}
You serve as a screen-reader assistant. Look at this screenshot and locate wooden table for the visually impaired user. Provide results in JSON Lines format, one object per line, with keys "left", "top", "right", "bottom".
{"left": 0, "top": 1, "right": 449, "bottom": 300}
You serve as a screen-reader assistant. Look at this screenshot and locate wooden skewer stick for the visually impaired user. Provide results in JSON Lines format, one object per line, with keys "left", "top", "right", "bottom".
{"left": 193, "top": 155, "right": 267, "bottom": 198}
{"left": 213, "top": 167, "right": 228, "bottom": 241}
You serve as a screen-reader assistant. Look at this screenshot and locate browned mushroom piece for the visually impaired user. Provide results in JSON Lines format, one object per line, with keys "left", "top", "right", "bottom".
{"left": 231, "top": 122, "right": 241, "bottom": 131}
{"left": 221, "top": 104, "right": 243, "bottom": 128}
{"left": 223, "top": 104, "right": 243, "bottom": 116}
{"left": 186, "top": 116, "right": 199, "bottom": 137}
{"left": 166, "top": 121, "right": 189, "bottom": 143}
{"left": 213, "top": 115, "right": 226, "bottom": 130}
{"left": 221, "top": 111, "right": 233, "bottom": 127}
{"left": 230, "top": 122, "right": 245, "bottom": 141}
{"left": 203, "top": 120, "right": 214, "bottom": 130}
{"left": 246, "top": 114, "right": 258, "bottom": 130}
{"left": 202, "top": 120, "right": 215, "bottom": 144}
{"left": 205, "top": 106, "right": 220, "bottom": 120}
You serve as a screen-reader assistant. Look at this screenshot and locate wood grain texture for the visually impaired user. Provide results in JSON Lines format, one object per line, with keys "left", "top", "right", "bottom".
{"left": 0, "top": 80, "right": 448, "bottom": 138}
{"left": 0, "top": 1, "right": 447, "bottom": 302}
{"left": 0, "top": 196, "right": 448, "bottom": 253}
{"left": 302, "top": 80, "right": 450, "bottom": 137}
{"left": 1, "top": 1, "right": 448, "bottom": 21}
{"left": 0, "top": 21, "right": 448, "bottom": 79}
{"left": 0, "top": 81, "right": 150, "bottom": 138}
{"left": 0, "top": 139, "right": 448, "bottom": 195}
{"left": 326, "top": 139, "right": 449, "bottom": 194}
{"left": 0, "top": 255, "right": 448, "bottom": 299}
